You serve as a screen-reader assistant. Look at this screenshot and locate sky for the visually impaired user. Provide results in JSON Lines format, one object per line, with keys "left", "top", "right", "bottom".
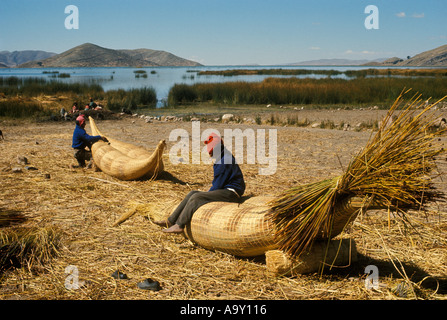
{"left": 0, "top": 0, "right": 446, "bottom": 65}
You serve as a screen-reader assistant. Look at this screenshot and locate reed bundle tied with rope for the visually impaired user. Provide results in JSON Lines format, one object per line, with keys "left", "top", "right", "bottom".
{"left": 269, "top": 91, "right": 446, "bottom": 259}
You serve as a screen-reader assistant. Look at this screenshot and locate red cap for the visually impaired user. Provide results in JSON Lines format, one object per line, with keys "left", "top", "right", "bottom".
{"left": 204, "top": 133, "right": 222, "bottom": 154}
{"left": 76, "top": 114, "right": 85, "bottom": 126}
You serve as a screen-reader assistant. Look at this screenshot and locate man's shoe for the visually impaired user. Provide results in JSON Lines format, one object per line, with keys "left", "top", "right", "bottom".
{"left": 162, "top": 224, "right": 184, "bottom": 234}
{"left": 153, "top": 220, "right": 172, "bottom": 228}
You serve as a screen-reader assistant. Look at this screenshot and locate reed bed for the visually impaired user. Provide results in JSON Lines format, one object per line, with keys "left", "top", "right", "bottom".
{"left": 0, "top": 77, "right": 157, "bottom": 117}
{"left": 345, "top": 68, "right": 447, "bottom": 78}
{"left": 0, "top": 76, "right": 103, "bottom": 97}
{"left": 0, "top": 99, "right": 48, "bottom": 118}
{"left": 197, "top": 68, "right": 447, "bottom": 78}
{"left": 167, "top": 77, "right": 447, "bottom": 106}
{"left": 105, "top": 87, "right": 157, "bottom": 111}
{"left": 270, "top": 91, "right": 446, "bottom": 259}
{"left": 197, "top": 68, "right": 344, "bottom": 77}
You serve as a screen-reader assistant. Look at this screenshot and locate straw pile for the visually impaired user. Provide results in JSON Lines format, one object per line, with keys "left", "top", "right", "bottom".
{"left": 270, "top": 91, "right": 446, "bottom": 259}
{"left": 0, "top": 224, "right": 61, "bottom": 272}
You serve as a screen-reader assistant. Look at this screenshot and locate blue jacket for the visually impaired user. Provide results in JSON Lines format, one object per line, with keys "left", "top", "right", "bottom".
{"left": 209, "top": 148, "right": 245, "bottom": 197}
{"left": 72, "top": 124, "right": 102, "bottom": 149}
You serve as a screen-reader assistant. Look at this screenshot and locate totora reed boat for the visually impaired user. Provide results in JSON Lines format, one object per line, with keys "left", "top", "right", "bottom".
{"left": 88, "top": 116, "right": 166, "bottom": 180}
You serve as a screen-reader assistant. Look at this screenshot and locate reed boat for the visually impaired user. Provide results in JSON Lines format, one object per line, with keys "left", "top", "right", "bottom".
{"left": 182, "top": 195, "right": 372, "bottom": 258}
{"left": 89, "top": 116, "right": 166, "bottom": 180}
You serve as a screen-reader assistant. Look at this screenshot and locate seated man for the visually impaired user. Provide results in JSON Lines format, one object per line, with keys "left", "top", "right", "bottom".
{"left": 155, "top": 133, "right": 245, "bottom": 233}
{"left": 71, "top": 114, "right": 107, "bottom": 168}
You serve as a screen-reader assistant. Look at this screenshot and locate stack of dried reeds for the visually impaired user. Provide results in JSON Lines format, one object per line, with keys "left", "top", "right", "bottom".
{"left": 0, "top": 225, "right": 61, "bottom": 272}
{"left": 269, "top": 91, "right": 446, "bottom": 258}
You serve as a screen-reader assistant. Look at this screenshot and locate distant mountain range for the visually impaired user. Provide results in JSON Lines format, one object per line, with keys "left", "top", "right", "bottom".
{"left": 1, "top": 43, "right": 446, "bottom": 68}
{"left": 289, "top": 58, "right": 387, "bottom": 66}
{"left": 4, "top": 43, "right": 202, "bottom": 68}
{"left": 0, "top": 50, "right": 56, "bottom": 67}
{"left": 290, "top": 44, "right": 447, "bottom": 67}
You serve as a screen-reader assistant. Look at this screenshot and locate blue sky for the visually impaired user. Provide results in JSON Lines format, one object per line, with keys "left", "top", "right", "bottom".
{"left": 0, "top": 0, "right": 445, "bottom": 65}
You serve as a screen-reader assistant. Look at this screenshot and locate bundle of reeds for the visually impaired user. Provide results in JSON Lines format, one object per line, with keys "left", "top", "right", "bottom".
{"left": 269, "top": 90, "right": 446, "bottom": 258}
{"left": 0, "top": 226, "right": 61, "bottom": 272}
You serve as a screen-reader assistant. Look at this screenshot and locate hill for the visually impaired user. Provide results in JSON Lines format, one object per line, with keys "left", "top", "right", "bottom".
{"left": 398, "top": 44, "right": 447, "bottom": 66}
{"left": 363, "top": 57, "right": 403, "bottom": 66}
{"left": 119, "top": 48, "right": 201, "bottom": 67}
{"left": 0, "top": 50, "right": 56, "bottom": 67}
{"left": 17, "top": 43, "right": 202, "bottom": 68}
{"left": 363, "top": 44, "right": 447, "bottom": 67}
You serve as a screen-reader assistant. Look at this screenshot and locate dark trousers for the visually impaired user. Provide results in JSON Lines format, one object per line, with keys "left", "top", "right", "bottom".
{"left": 73, "top": 148, "right": 92, "bottom": 167}
{"left": 168, "top": 189, "right": 239, "bottom": 228}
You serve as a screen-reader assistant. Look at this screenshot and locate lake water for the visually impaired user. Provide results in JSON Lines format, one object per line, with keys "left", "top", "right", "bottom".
{"left": 0, "top": 65, "right": 426, "bottom": 107}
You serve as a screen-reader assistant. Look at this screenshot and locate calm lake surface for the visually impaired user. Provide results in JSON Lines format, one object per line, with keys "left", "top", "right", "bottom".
{"left": 0, "top": 65, "right": 429, "bottom": 107}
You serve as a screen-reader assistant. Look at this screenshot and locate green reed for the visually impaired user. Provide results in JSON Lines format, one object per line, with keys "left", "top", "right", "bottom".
{"left": 0, "top": 100, "right": 48, "bottom": 118}
{"left": 0, "top": 76, "right": 103, "bottom": 97}
{"left": 0, "top": 76, "right": 157, "bottom": 116}
{"left": 105, "top": 86, "right": 157, "bottom": 111}
{"left": 167, "top": 77, "right": 447, "bottom": 106}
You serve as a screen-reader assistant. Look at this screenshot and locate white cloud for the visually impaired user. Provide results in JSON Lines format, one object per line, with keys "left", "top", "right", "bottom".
{"left": 344, "top": 49, "right": 393, "bottom": 57}
{"left": 412, "top": 13, "right": 425, "bottom": 18}
{"left": 347, "top": 50, "right": 377, "bottom": 55}
{"left": 309, "top": 47, "right": 320, "bottom": 50}
{"left": 396, "top": 12, "right": 425, "bottom": 19}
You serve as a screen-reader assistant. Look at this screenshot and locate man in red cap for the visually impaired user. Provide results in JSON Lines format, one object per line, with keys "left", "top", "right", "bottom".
{"left": 155, "top": 132, "right": 245, "bottom": 233}
{"left": 71, "top": 114, "right": 108, "bottom": 168}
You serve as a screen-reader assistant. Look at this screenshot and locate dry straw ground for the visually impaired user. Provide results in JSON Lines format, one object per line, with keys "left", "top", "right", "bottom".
{"left": 1, "top": 106, "right": 446, "bottom": 300}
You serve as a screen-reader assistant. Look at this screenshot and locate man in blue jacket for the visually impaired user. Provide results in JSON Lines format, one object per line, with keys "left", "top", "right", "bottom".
{"left": 156, "top": 133, "right": 245, "bottom": 234}
{"left": 71, "top": 114, "right": 108, "bottom": 168}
